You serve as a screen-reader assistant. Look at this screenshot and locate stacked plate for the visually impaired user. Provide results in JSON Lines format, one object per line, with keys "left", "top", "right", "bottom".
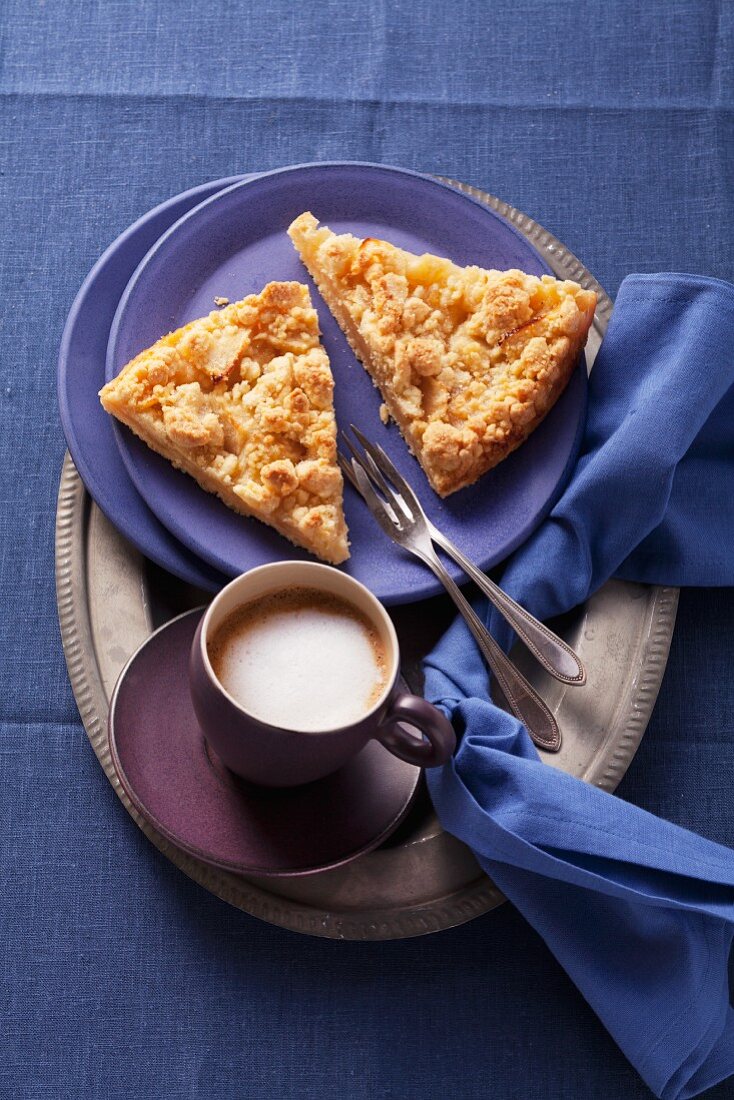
{"left": 58, "top": 162, "right": 589, "bottom": 604}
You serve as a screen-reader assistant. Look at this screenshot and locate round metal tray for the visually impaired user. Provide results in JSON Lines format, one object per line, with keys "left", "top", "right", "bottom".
{"left": 55, "top": 178, "right": 679, "bottom": 940}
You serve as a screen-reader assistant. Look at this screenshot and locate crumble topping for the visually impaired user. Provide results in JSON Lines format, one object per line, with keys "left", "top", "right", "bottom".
{"left": 99, "top": 281, "right": 348, "bottom": 563}
{"left": 289, "top": 213, "right": 597, "bottom": 496}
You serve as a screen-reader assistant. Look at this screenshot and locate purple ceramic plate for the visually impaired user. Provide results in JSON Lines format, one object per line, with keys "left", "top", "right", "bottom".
{"left": 57, "top": 176, "right": 249, "bottom": 591}
{"left": 108, "top": 162, "right": 588, "bottom": 605}
{"left": 108, "top": 609, "right": 421, "bottom": 876}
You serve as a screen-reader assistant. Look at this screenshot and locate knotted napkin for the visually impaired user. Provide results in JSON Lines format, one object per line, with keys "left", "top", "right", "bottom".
{"left": 424, "top": 274, "right": 734, "bottom": 1099}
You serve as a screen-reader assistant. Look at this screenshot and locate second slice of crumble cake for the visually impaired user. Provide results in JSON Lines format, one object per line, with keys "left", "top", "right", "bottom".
{"left": 99, "top": 281, "right": 349, "bottom": 564}
{"left": 289, "top": 212, "right": 597, "bottom": 497}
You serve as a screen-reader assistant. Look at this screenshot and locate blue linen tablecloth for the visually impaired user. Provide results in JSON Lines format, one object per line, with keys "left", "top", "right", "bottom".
{"left": 2, "top": 2, "right": 733, "bottom": 1097}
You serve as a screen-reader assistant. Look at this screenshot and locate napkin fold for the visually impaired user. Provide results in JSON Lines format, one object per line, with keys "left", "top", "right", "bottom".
{"left": 424, "top": 274, "right": 734, "bottom": 1100}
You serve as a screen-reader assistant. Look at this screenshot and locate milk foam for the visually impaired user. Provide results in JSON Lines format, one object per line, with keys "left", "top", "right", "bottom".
{"left": 209, "top": 589, "right": 388, "bottom": 732}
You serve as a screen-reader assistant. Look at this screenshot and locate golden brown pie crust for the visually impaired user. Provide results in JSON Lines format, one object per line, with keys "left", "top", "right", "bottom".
{"left": 99, "top": 281, "right": 349, "bottom": 563}
{"left": 289, "top": 213, "right": 597, "bottom": 496}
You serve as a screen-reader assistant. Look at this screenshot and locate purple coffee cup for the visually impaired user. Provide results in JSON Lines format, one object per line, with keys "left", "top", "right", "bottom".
{"left": 189, "top": 561, "right": 456, "bottom": 787}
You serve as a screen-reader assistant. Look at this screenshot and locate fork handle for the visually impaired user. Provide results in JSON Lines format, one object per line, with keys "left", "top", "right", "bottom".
{"left": 419, "top": 550, "right": 561, "bottom": 752}
{"left": 429, "top": 526, "right": 585, "bottom": 686}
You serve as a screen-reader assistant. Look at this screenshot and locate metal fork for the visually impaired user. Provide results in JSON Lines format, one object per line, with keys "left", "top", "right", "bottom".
{"left": 347, "top": 426, "right": 585, "bottom": 687}
{"left": 339, "top": 445, "right": 563, "bottom": 753}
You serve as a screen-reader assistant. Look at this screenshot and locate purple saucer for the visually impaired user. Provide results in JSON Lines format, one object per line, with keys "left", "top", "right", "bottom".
{"left": 108, "top": 609, "right": 422, "bottom": 876}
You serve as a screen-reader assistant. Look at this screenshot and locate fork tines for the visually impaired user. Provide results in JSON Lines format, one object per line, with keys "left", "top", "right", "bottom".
{"left": 341, "top": 426, "right": 417, "bottom": 514}
{"left": 339, "top": 428, "right": 412, "bottom": 531}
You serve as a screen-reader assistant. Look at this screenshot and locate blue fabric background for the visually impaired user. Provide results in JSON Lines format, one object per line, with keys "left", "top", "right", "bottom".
{"left": 1, "top": 1, "right": 733, "bottom": 1096}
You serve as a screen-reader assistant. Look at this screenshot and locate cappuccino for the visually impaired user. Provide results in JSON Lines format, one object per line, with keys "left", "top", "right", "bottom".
{"left": 208, "top": 587, "right": 390, "bottom": 731}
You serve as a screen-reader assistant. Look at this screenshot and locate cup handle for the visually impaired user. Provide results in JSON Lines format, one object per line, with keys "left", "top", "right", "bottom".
{"left": 376, "top": 693, "right": 456, "bottom": 768}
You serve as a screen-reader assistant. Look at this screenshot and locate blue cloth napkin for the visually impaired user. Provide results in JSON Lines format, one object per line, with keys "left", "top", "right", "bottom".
{"left": 424, "top": 274, "right": 734, "bottom": 1100}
